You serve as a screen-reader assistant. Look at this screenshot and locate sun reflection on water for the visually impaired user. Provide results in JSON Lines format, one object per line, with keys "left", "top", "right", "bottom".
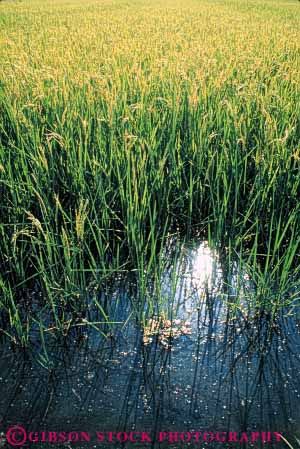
{"left": 190, "top": 241, "right": 221, "bottom": 291}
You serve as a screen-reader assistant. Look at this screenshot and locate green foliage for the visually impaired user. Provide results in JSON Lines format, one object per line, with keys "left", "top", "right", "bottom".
{"left": 0, "top": 0, "right": 300, "bottom": 346}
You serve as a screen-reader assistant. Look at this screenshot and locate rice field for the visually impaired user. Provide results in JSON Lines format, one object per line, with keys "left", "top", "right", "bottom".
{"left": 0, "top": 0, "right": 300, "bottom": 347}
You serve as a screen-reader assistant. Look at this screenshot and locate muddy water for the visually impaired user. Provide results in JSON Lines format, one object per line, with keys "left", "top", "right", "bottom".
{"left": 0, "top": 242, "right": 299, "bottom": 448}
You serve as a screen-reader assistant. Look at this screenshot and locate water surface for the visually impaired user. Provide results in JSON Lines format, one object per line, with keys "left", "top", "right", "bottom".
{"left": 0, "top": 242, "right": 299, "bottom": 448}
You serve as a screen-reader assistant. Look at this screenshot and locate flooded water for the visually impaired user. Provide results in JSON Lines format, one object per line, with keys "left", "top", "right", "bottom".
{"left": 0, "top": 242, "right": 300, "bottom": 449}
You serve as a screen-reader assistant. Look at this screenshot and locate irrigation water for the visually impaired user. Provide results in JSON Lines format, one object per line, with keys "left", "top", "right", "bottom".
{"left": 0, "top": 241, "right": 299, "bottom": 449}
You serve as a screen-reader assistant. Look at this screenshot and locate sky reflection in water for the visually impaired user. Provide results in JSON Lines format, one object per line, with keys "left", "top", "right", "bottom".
{"left": 0, "top": 241, "right": 299, "bottom": 449}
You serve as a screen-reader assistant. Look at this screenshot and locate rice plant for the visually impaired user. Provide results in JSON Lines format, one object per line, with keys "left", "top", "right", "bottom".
{"left": 0, "top": 0, "right": 300, "bottom": 346}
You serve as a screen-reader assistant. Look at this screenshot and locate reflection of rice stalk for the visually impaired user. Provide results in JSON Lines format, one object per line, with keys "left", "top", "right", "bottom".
{"left": 143, "top": 316, "right": 192, "bottom": 348}
{"left": 280, "top": 435, "right": 300, "bottom": 449}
